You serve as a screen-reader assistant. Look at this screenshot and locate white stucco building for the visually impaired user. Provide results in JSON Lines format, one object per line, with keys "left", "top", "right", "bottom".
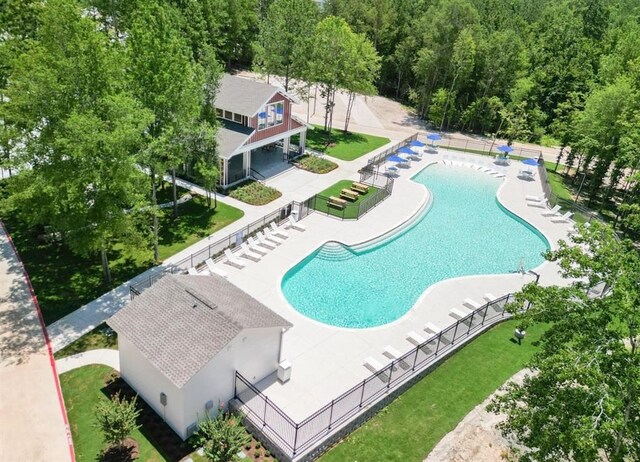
{"left": 108, "top": 274, "right": 292, "bottom": 439}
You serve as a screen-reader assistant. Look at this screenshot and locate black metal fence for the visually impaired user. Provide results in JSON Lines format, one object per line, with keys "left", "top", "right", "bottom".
{"left": 234, "top": 293, "right": 516, "bottom": 459}
{"left": 306, "top": 176, "right": 394, "bottom": 221}
{"left": 359, "top": 133, "right": 419, "bottom": 182}
{"left": 129, "top": 200, "right": 310, "bottom": 299}
{"left": 438, "top": 135, "right": 543, "bottom": 159}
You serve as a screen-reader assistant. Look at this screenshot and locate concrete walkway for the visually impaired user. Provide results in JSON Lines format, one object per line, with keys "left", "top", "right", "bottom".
{"left": 0, "top": 222, "right": 74, "bottom": 462}
{"left": 56, "top": 349, "right": 119, "bottom": 375}
{"left": 47, "top": 137, "right": 402, "bottom": 352}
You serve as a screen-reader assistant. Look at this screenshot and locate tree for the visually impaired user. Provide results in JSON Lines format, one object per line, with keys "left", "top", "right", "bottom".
{"left": 94, "top": 392, "right": 141, "bottom": 451}
{"left": 254, "top": 0, "right": 318, "bottom": 91}
{"left": 127, "top": 0, "right": 203, "bottom": 260}
{"left": 2, "top": 0, "right": 153, "bottom": 284}
{"left": 193, "top": 407, "right": 250, "bottom": 462}
{"left": 304, "top": 16, "right": 380, "bottom": 133}
{"left": 489, "top": 222, "right": 640, "bottom": 461}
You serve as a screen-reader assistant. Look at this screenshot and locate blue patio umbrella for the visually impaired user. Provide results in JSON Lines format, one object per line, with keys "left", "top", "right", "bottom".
{"left": 521, "top": 158, "right": 539, "bottom": 166}
{"left": 497, "top": 145, "right": 514, "bottom": 154}
{"left": 387, "top": 154, "right": 408, "bottom": 163}
{"left": 397, "top": 146, "right": 417, "bottom": 155}
{"left": 258, "top": 112, "right": 266, "bottom": 118}
{"left": 410, "top": 140, "right": 426, "bottom": 147}
{"left": 276, "top": 107, "right": 284, "bottom": 114}
{"left": 426, "top": 133, "right": 442, "bottom": 141}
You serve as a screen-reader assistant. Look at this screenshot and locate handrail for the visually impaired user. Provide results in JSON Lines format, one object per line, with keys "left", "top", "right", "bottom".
{"left": 249, "top": 168, "right": 266, "bottom": 183}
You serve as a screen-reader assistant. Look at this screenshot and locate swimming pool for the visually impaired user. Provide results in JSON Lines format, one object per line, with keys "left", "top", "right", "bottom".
{"left": 281, "top": 164, "right": 549, "bottom": 328}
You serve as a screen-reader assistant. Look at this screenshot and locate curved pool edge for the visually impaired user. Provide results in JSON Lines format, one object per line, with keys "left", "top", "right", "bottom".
{"left": 279, "top": 160, "right": 554, "bottom": 332}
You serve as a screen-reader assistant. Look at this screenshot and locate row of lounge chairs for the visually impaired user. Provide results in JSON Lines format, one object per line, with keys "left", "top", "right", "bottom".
{"left": 187, "top": 217, "right": 306, "bottom": 275}
{"left": 363, "top": 295, "right": 507, "bottom": 374}
{"left": 525, "top": 194, "right": 573, "bottom": 223}
{"left": 441, "top": 154, "right": 506, "bottom": 178}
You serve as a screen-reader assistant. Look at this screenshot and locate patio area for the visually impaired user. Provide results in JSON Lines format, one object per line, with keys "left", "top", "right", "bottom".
{"left": 218, "top": 147, "right": 574, "bottom": 423}
{"left": 250, "top": 144, "right": 297, "bottom": 180}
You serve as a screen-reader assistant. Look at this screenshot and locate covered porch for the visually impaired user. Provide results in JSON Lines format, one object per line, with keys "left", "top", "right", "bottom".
{"left": 220, "top": 129, "right": 307, "bottom": 188}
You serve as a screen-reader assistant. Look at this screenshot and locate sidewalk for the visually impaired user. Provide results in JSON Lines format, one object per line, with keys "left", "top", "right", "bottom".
{"left": 0, "top": 222, "right": 74, "bottom": 462}
{"left": 56, "top": 349, "right": 119, "bottom": 375}
{"left": 47, "top": 138, "right": 401, "bottom": 352}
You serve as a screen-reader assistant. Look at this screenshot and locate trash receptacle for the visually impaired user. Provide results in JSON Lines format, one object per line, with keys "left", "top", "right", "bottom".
{"left": 277, "top": 360, "right": 292, "bottom": 383}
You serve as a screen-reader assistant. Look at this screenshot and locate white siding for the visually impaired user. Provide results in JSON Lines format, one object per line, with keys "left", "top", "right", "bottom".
{"left": 118, "top": 337, "right": 186, "bottom": 439}
{"left": 181, "top": 327, "right": 282, "bottom": 432}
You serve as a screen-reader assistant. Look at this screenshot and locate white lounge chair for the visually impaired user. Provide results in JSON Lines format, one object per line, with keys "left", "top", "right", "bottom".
{"left": 250, "top": 235, "right": 275, "bottom": 250}
{"left": 406, "top": 331, "right": 426, "bottom": 347}
{"left": 528, "top": 200, "right": 548, "bottom": 209}
{"left": 483, "top": 293, "right": 497, "bottom": 302}
{"left": 363, "top": 356, "right": 386, "bottom": 373}
{"left": 265, "top": 228, "right": 285, "bottom": 244}
{"left": 240, "top": 242, "right": 262, "bottom": 261}
{"left": 256, "top": 232, "right": 278, "bottom": 248}
{"left": 188, "top": 267, "right": 199, "bottom": 275}
{"left": 551, "top": 211, "right": 573, "bottom": 223}
{"left": 542, "top": 205, "right": 562, "bottom": 216}
{"left": 269, "top": 222, "right": 289, "bottom": 239}
{"left": 205, "top": 258, "right": 228, "bottom": 277}
{"left": 424, "top": 322, "right": 442, "bottom": 336}
{"left": 463, "top": 298, "right": 482, "bottom": 310}
{"left": 286, "top": 216, "right": 306, "bottom": 231}
{"left": 247, "top": 238, "right": 267, "bottom": 255}
{"left": 260, "top": 230, "right": 283, "bottom": 245}
{"left": 526, "top": 194, "right": 546, "bottom": 202}
{"left": 450, "top": 307, "right": 471, "bottom": 320}
{"left": 383, "top": 345, "right": 403, "bottom": 360}
{"left": 224, "top": 249, "right": 246, "bottom": 269}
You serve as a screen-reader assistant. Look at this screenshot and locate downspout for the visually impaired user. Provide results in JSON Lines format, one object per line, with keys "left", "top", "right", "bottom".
{"left": 277, "top": 327, "right": 288, "bottom": 363}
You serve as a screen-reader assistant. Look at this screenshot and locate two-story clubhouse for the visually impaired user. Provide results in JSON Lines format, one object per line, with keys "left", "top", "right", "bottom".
{"left": 214, "top": 74, "right": 309, "bottom": 188}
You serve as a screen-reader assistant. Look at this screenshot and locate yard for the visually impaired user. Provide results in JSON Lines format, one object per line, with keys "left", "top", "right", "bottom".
{"left": 312, "top": 179, "right": 381, "bottom": 219}
{"left": 295, "top": 125, "right": 390, "bottom": 161}
{"left": 54, "top": 323, "right": 117, "bottom": 360}
{"left": 60, "top": 365, "right": 278, "bottom": 462}
{"left": 1, "top": 186, "right": 244, "bottom": 324}
{"left": 320, "top": 320, "right": 545, "bottom": 462}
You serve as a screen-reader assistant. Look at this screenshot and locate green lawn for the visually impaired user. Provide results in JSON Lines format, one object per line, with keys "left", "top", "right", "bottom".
{"left": 60, "top": 365, "right": 168, "bottom": 462}
{"left": 320, "top": 320, "right": 545, "bottom": 462}
{"left": 296, "top": 154, "right": 338, "bottom": 174}
{"left": 2, "top": 193, "right": 243, "bottom": 324}
{"left": 313, "top": 180, "right": 380, "bottom": 219}
{"left": 54, "top": 323, "right": 117, "bottom": 360}
{"left": 297, "top": 125, "right": 390, "bottom": 161}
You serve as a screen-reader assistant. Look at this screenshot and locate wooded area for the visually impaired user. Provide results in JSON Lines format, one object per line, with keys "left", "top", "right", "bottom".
{"left": 1, "top": 0, "right": 639, "bottom": 279}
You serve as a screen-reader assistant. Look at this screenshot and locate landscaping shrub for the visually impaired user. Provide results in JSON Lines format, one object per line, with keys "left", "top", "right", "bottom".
{"left": 193, "top": 406, "right": 250, "bottom": 462}
{"left": 228, "top": 181, "right": 282, "bottom": 205}
{"left": 297, "top": 155, "right": 338, "bottom": 174}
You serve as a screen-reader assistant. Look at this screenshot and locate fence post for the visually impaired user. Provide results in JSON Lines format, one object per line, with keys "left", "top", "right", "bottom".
{"left": 263, "top": 396, "right": 268, "bottom": 426}
{"left": 452, "top": 321, "right": 460, "bottom": 344}
{"left": 359, "top": 379, "right": 366, "bottom": 408}
{"left": 328, "top": 400, "right": 334, "bottom": 429}
{"left": 293, "top": 423, "right": 299, "bottom": 456}
{"left": 412, "top": 345, "right": 419, "bottom": 371}
{"left": 482, "top": 305, "right": 488, "bottom": 325}
{"left": 467, "top": 311, "right": 475, "bottom": 336}
{"left": 387, "top": 363, "right": 393, "bottom": 388}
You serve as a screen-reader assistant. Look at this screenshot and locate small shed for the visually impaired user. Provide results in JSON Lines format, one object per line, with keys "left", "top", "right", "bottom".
{"left": 108, "top": 274, "right": 292, "bottom": 439}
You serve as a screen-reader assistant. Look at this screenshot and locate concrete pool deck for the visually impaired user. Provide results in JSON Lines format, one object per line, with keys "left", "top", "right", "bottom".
{"left": 221, "top": 149, "right": 574, "bottom": 421}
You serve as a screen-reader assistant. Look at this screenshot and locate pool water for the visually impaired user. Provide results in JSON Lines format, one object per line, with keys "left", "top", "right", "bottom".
{"left": 281, "top": 164, "right": 549, "bottom": 328}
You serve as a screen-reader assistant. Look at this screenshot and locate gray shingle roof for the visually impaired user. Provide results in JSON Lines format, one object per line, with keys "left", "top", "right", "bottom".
{"left": 216, "top": 120, "right": 254, "bottom": 159}
{"left": 214, "top": 74, "right": 281, "bottom": 117}
{"left": 108, "top": 274, "right": 291, "bottom": 388}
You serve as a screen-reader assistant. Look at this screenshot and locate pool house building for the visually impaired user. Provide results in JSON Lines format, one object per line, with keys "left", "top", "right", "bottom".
{"left": 214, "top": 74, "right": 309, "bottom": 188}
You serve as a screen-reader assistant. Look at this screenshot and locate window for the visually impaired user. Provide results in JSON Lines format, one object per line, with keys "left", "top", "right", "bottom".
{"left": 224, "top": 110, "right": 233, "bottom": 120}
{"left": 258, "top": 101, "right": 285, "bottom": 131}
{"left": 215, "top": 108, "right": 223, "bottom": 117}
{"left": 233, "top": 113, "right": 242, "bottom": 123}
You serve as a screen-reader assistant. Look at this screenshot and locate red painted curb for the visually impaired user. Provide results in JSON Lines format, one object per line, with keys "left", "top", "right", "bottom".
{"left": 0, "top": 220, "right": 76, "bottom": 462}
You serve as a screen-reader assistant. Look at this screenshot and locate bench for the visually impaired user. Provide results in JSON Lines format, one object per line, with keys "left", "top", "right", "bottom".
{"left": 340, "top": 188, "right": 359, "bottom": 201}
{"left": 327, "top": 196, "right": 347, "bottom": 210}
{"left": 351, "top": 182, "right": 369, "bottom": 194}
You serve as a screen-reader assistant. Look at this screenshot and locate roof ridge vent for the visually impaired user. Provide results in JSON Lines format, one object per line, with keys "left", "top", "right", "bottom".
{"left": 185, "top": 288, "right": 218, "bottom": 311}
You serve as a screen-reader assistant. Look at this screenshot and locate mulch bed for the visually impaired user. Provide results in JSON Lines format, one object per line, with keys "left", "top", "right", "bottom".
{"left": 103, "top": 373, "right": 194, "bottom": 461}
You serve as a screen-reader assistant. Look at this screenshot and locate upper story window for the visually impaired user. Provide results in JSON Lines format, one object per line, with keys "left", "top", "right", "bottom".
{"left": 216, "top": 108, "right": 247, "bottom": 126}
{"left": 258, "top": 101, "right": 285, "bottom": 131}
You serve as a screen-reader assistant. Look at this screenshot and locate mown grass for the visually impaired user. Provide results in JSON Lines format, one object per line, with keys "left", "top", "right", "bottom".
{"left": 312, "top": 179, "right": 380, "bottom": 219}
{"left": 296, "top": 125, "right": 390, "bottom": 161}
{"left": 1, "top": 187, "right": 243, "bottom": 324}
{"left": 228, "top": 180, "right": 282, "bottom": 205}
{"left": 60, "top": 365, "right": 168, "bottom": 462}
{"left": 54, "top": 323, "right": 117, "bottom": 360}
{"left": 320, "top": 320, "right": 545, "bottom": 462}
